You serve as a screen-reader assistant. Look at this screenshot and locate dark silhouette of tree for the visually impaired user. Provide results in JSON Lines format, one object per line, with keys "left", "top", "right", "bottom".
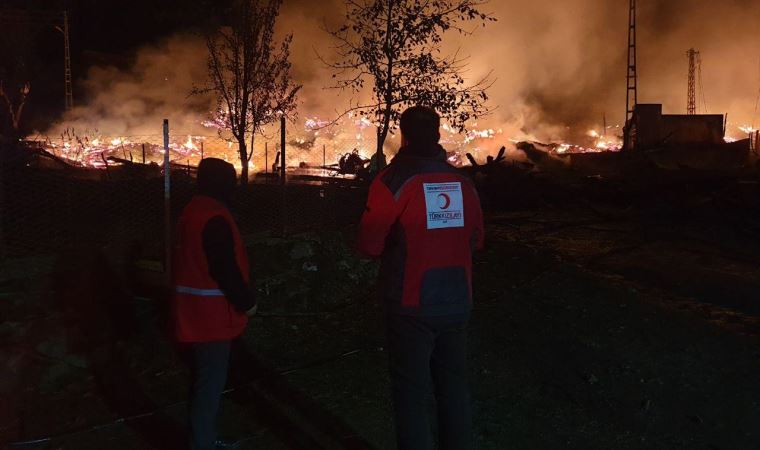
{"left": 323, "top": 0, "right": 495, "bottom": 165}
{"left": 0, "top": 18, "right": 37, "bottom": 139}
{"left": 0, "top": 81, "right": 30, "bottom": 136}
{"left": 194, "top": 0, "right": 300, "bottom": 184}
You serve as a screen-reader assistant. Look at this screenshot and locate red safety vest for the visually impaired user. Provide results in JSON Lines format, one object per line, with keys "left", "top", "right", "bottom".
{"left": 171, "top": 195, "right": 249, "bottom": 342}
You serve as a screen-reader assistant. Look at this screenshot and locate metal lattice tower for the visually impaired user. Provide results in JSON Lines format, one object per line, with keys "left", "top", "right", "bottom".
{"left": 687, "top": 48, "right": 699, "bottom": 115}
{"left": 63, "top": 10, "right": 73, "bottom": 111}
{"left": 625, "top": 0, "right": 637, "bottom": 125}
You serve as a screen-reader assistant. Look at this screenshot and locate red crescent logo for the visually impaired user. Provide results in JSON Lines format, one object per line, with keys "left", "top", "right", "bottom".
{"left": 437, "top": 193, "right": 451, "bottom": 210}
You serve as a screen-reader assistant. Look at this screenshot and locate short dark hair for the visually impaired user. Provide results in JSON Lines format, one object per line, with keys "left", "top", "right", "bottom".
{"left": 197, "top": 157, "right": 237, "bottom": 200}
{"left": 400, "top": 106, "right": 441, "bottom": 145}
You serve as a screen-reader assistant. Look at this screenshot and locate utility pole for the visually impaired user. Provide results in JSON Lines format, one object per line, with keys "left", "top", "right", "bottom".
{"left": 687, "top": 48, "right": 699, "bottom": 115}
{"left": 279, "top": 116, "right": 287, "bottom": 236}
{"left": 63, "top": 11, "right": 73, "bottom": 111}
{"left": 163, "top": 119, "right": 171, "bottom": 286}
{"left": 624, "top": 0, "right": 637, "bottom": 150}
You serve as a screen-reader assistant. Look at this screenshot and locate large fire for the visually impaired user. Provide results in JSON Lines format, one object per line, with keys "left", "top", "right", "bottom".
{"left": 30, "top": 129, "right": 210, "bottom": 169}
{"left": 31, "top": 99, "right": 760, "bottom": 172}
{"left": 16, "top": 0, "right": 758, "bottom": 174}
{"left": 35, "top": 113, "right": 743, "bottom": 173}
{"left": 28, "top": 111, "right": 627, "bottom": 172}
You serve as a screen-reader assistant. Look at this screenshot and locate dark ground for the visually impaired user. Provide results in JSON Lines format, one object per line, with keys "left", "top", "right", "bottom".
{"left": 2, "top": 168, "right": 760, "bottom": 450}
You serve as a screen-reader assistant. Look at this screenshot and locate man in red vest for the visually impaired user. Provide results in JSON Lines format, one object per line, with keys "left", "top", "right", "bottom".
{"left": 358, "top": 106, "right": 485, "bottom": 450}
{"left": 172, "top": 158, "right": 256, "bottom": 450}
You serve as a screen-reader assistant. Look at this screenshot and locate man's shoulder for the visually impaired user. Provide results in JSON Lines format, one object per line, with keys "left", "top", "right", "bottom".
{"left": 380, "top": 156, "right": 461, "bottom": 196}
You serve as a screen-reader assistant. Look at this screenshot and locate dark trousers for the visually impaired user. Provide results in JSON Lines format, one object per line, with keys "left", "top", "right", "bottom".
{"left": 188, "top": 340, "right": 231, "bottom": 450}
{"left": 386, "top": 314, "right": 472, "bottom": 450}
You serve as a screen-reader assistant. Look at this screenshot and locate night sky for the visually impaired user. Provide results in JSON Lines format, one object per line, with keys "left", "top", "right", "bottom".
{"left": 0, "top": 0, "right": 230, "bottom": 130}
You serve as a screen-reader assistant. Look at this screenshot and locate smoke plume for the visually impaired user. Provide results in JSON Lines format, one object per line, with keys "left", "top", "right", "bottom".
{"left": 41, "top": 0, "right": 760, "bottom": 160}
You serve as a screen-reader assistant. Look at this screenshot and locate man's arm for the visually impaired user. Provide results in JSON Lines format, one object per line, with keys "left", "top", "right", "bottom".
{"left": 202, "top": 216, "right": 256, "bottom": 314}
{"left": 357, "top": 177, "right": 399, "bottom": 258}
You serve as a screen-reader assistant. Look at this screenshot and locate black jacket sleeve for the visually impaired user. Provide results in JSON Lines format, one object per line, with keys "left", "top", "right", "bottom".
{"left": 201, "top": 216, "right": 256, "bottom": 313}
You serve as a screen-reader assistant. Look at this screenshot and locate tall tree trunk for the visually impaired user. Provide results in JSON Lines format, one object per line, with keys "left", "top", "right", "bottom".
{"left": 249, "top": 130, "right": 255, "bottom": 165}
{"left": 238, "top": 136, "right": 249, "bottom": 185}
{"left": 12, "top": 100, "right": 25, "bottom": 131}
{"left": 375, "top": 0, "right": 394, "bottom": 166}
{"left": 1, "top": 96, "right": 24, "bottom": 137}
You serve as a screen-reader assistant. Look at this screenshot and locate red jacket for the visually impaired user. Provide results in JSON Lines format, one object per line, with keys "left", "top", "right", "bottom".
{"left": 171, "top": 195, "right": 249, "bottom": 342}
{"left": 357, "top": 148, "right": 484, "bottom": 317}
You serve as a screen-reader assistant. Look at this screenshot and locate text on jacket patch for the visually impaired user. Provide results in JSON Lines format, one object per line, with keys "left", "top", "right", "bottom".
{"left": 423, "top": 182, "right": 464, "bottom": 230}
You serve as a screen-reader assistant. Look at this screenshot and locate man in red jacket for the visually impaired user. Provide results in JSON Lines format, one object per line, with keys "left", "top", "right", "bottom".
{"left": 358, "top": 106, "right": 484, "bottom": 450}
{"left": 172, "top": 158, "right": 257, "bottom": 450}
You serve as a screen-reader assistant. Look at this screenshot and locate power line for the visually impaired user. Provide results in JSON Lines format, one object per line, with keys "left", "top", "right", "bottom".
{"left": 698, "top": 52, "right": 707, "bottom": 113}
{"left": 0, "top": 8, "right": 62, "bottom": 25}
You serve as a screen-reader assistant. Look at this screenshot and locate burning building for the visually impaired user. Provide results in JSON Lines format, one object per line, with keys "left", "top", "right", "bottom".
{"left": 625, "top": 104, "right": 726, "bottom": 150}
{"left": 624, "top": 104, "right": 751, "bottom": 170}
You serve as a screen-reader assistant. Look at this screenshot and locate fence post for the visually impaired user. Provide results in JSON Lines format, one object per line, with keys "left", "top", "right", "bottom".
{"left": 254, "top": 130, "right": 256, "bottom": 181}
{"left": 142, "top": 143, "right": 146, "bottom": 164}
{"left": 280, "top": 116, "right": 286, "bottom": 236}
{"left": 280, "top": 117, "right": 286, "bottom": 184}
{"left": 163, "top": 119, "right": 171, "bottom": 287}
{"left": 265, "top": 142, "right": 268, "bottom": 175}
{"left": 201, "top": 141, "right": 204, "bottom": 160}
{"left": 0, "top": 144, "right": 5, "bottom": 263}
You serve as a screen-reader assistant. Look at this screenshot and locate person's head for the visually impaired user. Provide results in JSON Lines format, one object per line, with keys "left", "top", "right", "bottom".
{"left": 197, "top": 158, "right": 237, "bottom": 203}
{"left": 400, "top": 106, "right": 441, "bottom": 148}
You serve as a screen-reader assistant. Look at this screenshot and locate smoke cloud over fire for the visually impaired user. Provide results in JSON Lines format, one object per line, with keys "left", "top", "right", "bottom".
{"left": 36, "top": 0, "right": 760, "bottom": 168}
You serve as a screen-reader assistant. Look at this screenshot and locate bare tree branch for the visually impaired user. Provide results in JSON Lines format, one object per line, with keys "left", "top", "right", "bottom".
{"left": 0, "top": 80, "right": 30, "bottom": 132}
{"left": 192, "top": 0, "right": 301, "bottom": 184}
{"left": 323, "top": 0, "right": 496, "bottom": 162}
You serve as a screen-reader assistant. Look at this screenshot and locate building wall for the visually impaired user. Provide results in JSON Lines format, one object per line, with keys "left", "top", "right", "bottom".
{"left": 661, "top": 115, "right": 724, "bottom": 145}
{"left": 629, "top": 104, "right": 725, "bottom": 150}
{"left": 632, "top": 104, "right": 663, "bottom": 149}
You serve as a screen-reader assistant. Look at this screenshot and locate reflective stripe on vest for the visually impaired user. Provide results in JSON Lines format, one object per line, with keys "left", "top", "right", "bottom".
{"left": 175, "top": 285, "right": 224, "bottom": 296}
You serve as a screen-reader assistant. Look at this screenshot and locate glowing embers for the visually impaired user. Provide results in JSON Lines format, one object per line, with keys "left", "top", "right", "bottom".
{"left": 585, "top": 129, "right": 623, "bottom": 152}
{"left": 38, "top": 130, "right": 209, "bottom": 168}
{"left": 550, "top": 130, "right": 623, "bottom": 155}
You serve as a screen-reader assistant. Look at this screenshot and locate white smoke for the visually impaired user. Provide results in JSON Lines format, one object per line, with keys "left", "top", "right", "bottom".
{"left": 39, "top": 0, "right": 760, "bottom": 163}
